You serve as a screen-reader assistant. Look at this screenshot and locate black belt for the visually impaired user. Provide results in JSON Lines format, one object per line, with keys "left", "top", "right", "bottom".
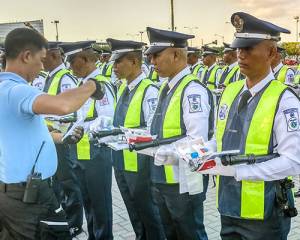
{"left": 0, "top": 178, "right": 52, "bottom": 193}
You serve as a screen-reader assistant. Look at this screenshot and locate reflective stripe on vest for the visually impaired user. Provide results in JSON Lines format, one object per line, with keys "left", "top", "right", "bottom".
{"left": 76, "top": 99, "right": 96, "bottom": 160}
{"left": 47, "top": 69, "right": 70, "bottom": 96}
{"left": 45, "top": 69, "right": 70, "bottom": 127}
{"left": 294, "top": 65, "right": 300, "bottom": 84}
{"left": 276, "top": 65, "right": 288, "bottom": 83}
{"left": 192, "top": 64, "right": 203, "bottom": 76}
{"left": 216, "top": 80, "right": 287, "bottom": 219}
{"left": 160, "top": 74, "right": 198, "bottom": 183}
{"left": 223, "top": 65, "right": 240, "bottom": 86}
{"left": 118, "top": 79, "right": 153, "bottom": 172}
{"left": 149, "top": 69, "right": 159, "bottom": 82}
{"left": 207, "top": 65, "right": 220, "bottom": 90}
{"left": 102, "top": 63, "right": 113, "bottom": 77}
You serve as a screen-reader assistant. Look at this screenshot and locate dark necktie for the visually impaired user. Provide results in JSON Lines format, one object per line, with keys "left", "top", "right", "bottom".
{"left": 159, "top": 83, "right": 170, "bottom": 100}
{"left": 219, "top": 67, "right": 229, "bottom": 85}
{"left": 202, "top": 69, "right": 209, "bottom": 85}
{"left": 238, "top": 90, "right": 252, "bottom": 114}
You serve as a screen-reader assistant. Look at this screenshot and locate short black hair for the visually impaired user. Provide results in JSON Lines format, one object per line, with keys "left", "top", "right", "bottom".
{"left": 5, "top": 28, "right": 48, "bottom": 60}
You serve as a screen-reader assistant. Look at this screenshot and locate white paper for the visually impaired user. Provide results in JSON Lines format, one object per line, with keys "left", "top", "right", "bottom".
{"left": 62, "top": 118, "right": 84, "bottom": 142}
{"left": 107, "top": 142, "right": 129, "bottom": 151}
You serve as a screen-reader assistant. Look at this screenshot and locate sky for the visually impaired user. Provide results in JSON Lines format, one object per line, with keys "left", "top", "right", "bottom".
{"left": 0, "top": 0, "right": 299, "bottom": 46}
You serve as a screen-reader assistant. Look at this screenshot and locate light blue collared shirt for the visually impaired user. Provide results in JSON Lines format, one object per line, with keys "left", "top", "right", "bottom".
{"left": 0, "top": 72, "right": 57, "bottom": 183}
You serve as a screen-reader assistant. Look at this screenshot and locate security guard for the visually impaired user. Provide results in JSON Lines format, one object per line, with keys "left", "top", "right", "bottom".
{"left": 0, "top": 27, "right": 104, "bottom": 240}
{"left": 42, "top": 41, "right": 84, "bottom": 237}
{"left": 100, "top": 48, "right": 119, "bottom": 91}
{"left": 271, "top": 46, "right": 295, "bottom": 84}
{"left": 200, "top": 46, "right": 222, "bottom": 90}
{"left": 187, "top": 47, "right": 205, "bottom": 79}
{"left": 108, "top": 38, "right": 165, "bottom": 239}
{"left": 197, "top": 12, "right": 299, "bottom": 240}
{"left": 60, "top": 41, "right": 115, "bottom": 240}
{"left": 218, "top": 42, "right": 241, "bottom": 88}
{"left": 145, "top": 27, "right": 214, "bottom": 240}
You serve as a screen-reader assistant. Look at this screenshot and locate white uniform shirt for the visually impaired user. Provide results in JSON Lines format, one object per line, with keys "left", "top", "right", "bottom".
{"left": 127, "top": 72, "right": 158, "bottom": 127}
{"left": 77, "top": 68, "right": 115, "bottom": 132}
{"left": 209, "top": 71, "right": 300, "bottom": 181}
{"left": 166, "top": 66, "right": 211, "bottom": 194}
{"left": 273, "top": 62, "right": 295, "bottom": 85}
{"left": 32, "top": 72, "right": 47, "bottom": 91}
{"left": 141, "top": 63, "right": 150, "bottom": 77}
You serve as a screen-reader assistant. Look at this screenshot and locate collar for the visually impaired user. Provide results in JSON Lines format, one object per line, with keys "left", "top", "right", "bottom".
{"left": 49, "top": 63, "right": 66, "bottom": 77}
{"left": 82, "top": 68, "right": 101, "bottom": 83}
{"left": 272, "top": 62, "right": 283, "bottom": 75}
{"left": 228, "top": 61, "right": 238, "bottom": 71}
{"left": 208, "top": 63, "right": 217, "bottom": 72}
{"left": 168, "top": 66, "right": 191, "bottom": 91}
{"left": 0, "top": 72, "right": 28, "bottom": 84}
{"left": 242, "top": 71, "right": 275, "bottom": 97}
{"left": 127, "top": 72, "right": 146, "bottom": 91}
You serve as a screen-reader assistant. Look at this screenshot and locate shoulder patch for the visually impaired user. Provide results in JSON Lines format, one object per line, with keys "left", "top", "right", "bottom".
{"left": 98, "top": 92, "right": 109, "bottom": 106}
{"left": 188, "top": 94, "right": 202, "bottom": 113}
{"left": 147, "top": 98, "right": 157, "bottom": 113}
{"left": 219, "top": 104, "right": 228, "bottom": 120}
{"left": 283, "top": 108, "right": 300, "bottom": 132}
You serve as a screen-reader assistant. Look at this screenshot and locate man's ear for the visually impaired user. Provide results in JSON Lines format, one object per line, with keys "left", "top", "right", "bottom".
{"left": 268, "top": 44, "right": 277, "bottom": 59}
{"left": 20, "top": 50, "right": 32, "bottom": 64}
{"left": 173, "top": 49, "right": 180, "bottom": 61}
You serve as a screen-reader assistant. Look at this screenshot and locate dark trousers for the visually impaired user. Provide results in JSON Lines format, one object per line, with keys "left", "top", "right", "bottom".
{"left": 220, "top": 208, "right": 291, "bottom": 240}
{"left": 74, "top": 146, "right": 113, "bottom": 240}
{"left": 114, "top": 169, "right": 165, "bottom": 240}
{"left": 53, "top": 144, "right": 83, "bottom": 230}
{"left": 152, "top": 183, "right": 208, "bottom": 240}
{"left": 0, "top": 180, "right": 71, "bottom": 240}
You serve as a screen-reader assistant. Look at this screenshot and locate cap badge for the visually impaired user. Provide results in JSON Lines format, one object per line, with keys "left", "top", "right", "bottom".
{"left": 233, "top": 15, "right": 244, "bottom": 33}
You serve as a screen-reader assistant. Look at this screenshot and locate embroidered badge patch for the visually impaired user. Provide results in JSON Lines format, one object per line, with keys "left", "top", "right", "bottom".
{"left": 188, "top": 94, "right": 202, "bottom": 113}
{"left": 219, "top": 104, "right": 228, "bottom": 120}
{"left": 147, "top": 98, "right": 158, "bottom": 113}
{"left": 98, "top": 93, "right": 109, "bottom": 106}
{"left": 283, "top": 108, "right": 300, "bottom": 132}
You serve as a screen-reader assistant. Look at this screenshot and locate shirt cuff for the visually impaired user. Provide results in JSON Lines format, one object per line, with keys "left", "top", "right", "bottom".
{"left": 28, "top": 92, "right": 45, "bottom": 115}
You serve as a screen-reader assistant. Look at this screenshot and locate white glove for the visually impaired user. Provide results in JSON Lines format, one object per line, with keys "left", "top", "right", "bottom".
{"left": 154, "top": 144, "right": 180, "bottom": 166}
{"left": 198, "top": 157, "right": 236, "bottom": 177}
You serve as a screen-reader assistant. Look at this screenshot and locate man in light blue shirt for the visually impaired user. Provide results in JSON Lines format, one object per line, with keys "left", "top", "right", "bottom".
{"left": 0, "top": 28, "right": 105, "bottom": 240}
{"left": 0, "top": 72, "right": 57, "bottom": 183}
